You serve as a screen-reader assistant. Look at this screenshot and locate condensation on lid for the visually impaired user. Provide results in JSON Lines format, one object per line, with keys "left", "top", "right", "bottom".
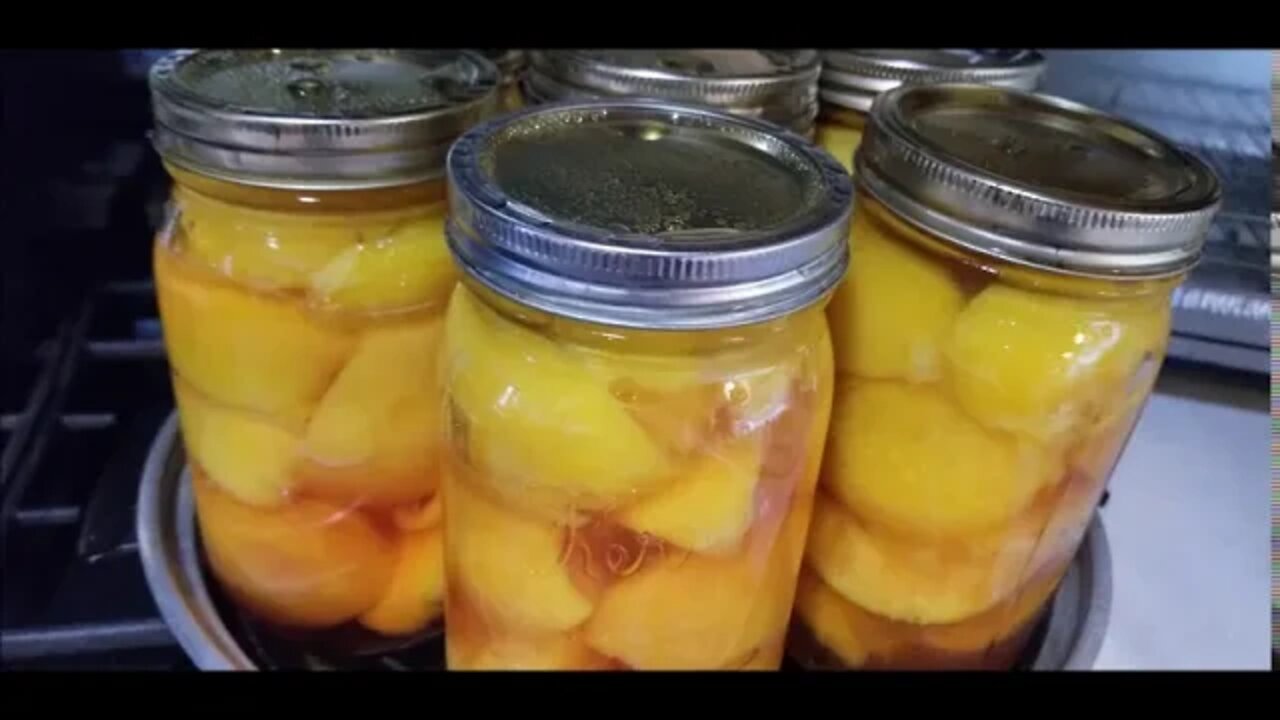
{"left": 149, "top": 49, "right": 500, "bottom": 189}
{"left": 525, "top": 49, "right": 820, "bottom": 133}
{"left": 446, "top": 100, "right": 853, "bottom": 329}
{"left": 856, "top": 83, "right": 1222, "bottom": 277}
{"left": 159, "top": 49, "right": 492, "bottom": 118}
{"left": 486, "top": 115, "right": 820, "bottom": 237}
{"left": 560, "top": 49, "right": 814, "bottom": 78}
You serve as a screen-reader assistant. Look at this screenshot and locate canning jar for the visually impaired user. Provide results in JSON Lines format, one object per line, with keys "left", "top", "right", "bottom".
{"left": 149, "top": 49, "right": 498, "bottom": 653}
{"left": 479, "top": 49, "right": 526, "bottom": 112}
{"left": 440, "top": 100, "right": 852, "bottom": 670}
{"left": 523, "top": 49, "right": 820, "bottom": 136}
{"left": 792, "top": 84, "right": 1221, "bottom": 670}
{"left": 816, "top": 50, "right": 1044, "bottom": 172}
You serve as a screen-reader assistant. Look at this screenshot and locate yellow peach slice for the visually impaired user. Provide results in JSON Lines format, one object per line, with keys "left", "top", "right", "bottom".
{"left": 922, "top": 555, "right": 1068, "bottom": 653}
{"left": 173, "top": 377, "right": 298, "bottom": 508}
{"left": 792, "top": 568, "right": 902, "bottom": 667}
{"left": 309, "top": 213, "right": 455, "bottom": 315}
{"left": 827, "top": 215, "right": 964, "bottom": 382}
{"left": 577, "top": 349, "right": 721, "bottom": 457}
{"left": 455, "top": 632, "right": 614, "bottom": 671}
{"left": 733, "top": 640, "right": 785, "bottom": 670}
{"left": 193, "top": 472, "right": 394, "bottom": 628}
{"left": 175, "top": 188, "right": 359, "bottom": 291}
{"left": 617, "top": 434, "right": 764, "bottom": 554}
{"left": 444, "top": 287, "right": 670, "bottom": 520}
{"left": 392, "top": 493, "right": 443, "bottom": 533}
{"left": 154, "top": 245, "right": 356, "bottom": 428}
{"left": 823, "top": 381, "right": 1049, "bottom": 537}
{"left": 583, "top": 547, "right": 781, "bottom": 670}
{"left": 298, "top": 315, "right": 445, "bottom": 506}
{"left": 358, "top": 528, "right": 445, "bottom": 636}
{"left": 946, "top": 283, "right": 1163, "bottom": 442}
{"left": 804, "top": 496, "right": 1035, "bottom": 625}
{"left": 722, "top": 360, "right": 798, "bottom": 438}
{"left": 582, "top": 495, "right": 807, "bottom": 673}
{"left": 445, "top": 476, "right": 594, "bottom": 634}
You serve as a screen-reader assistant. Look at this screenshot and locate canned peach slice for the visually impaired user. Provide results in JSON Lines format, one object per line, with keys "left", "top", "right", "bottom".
{"left": 945, "top": 283, "right": 1158, "bottom": 443}
{"left": 722, "top": 360, "right": 799, "bottom": 438}
{"left": 921, "top": 555, "right": 1068, "bottom": 653}
{"left": 584, "top": 503, "right": 802, "bottom": 671}
{"left": 173, "top": 376, "right": 298, "bottom": 508}
{"left": 577, "top": 351, "right": 721, "bottom": 457}
{"left": 358, "top": 527, "right": 445, "bottom": 636}
{"left": 792, "top": 568, "right": 903, "bottom": 667}
{"left": 299, "top": 315, "right": 445, "bottom": 506}
{"left": 444, "top": 288, "right": 671, "bottom": 515}
{"left": 804, "top": 496, "right": 1036, "bottom": 625}
{"left": 824, "top": 381, "right": 1050, "bottom": 537}
{"left": 154, "top": 245, "right": 356, "bottom": 428}
{"left": 453, "top": 630, "right": 615, "bottom": 671}
{"left": 446, "top": 476, "right": 594, "bottom": 634}
{"left": 309, "top": 213, "right": 455, "bottom": 315}
{"left": 192, "top": 471, "right": 394, "bottom": 629}
{"left": 392, "top": 492, "right": 442, "bottom": 532}
{"left": 826, "top": 214, "right": 963, "bottom": 383}
{"left": 617, "top": 434, "right": 764, "bottom": 554}
{"left": 175, "top": 187, "right": 360, "bottom": 292}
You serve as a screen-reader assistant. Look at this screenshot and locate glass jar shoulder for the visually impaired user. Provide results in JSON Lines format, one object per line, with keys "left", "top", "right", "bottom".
{"left": 155, "top": 168, "right": 454, "bottom": 320}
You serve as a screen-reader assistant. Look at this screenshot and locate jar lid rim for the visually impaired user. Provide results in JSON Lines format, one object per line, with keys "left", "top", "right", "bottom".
{"left": 855, "top": 83, "right": 1222, "bottom": 278}
{"left": 445, "top": 99, "right": 853, "bottom": 329}
{"left": 149, "top": 49, "right": 501, "bottom": 189}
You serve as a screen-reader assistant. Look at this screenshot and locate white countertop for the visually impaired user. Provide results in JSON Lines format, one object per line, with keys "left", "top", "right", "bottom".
{"left": 1092, "top": 364, "right": 1272, "bottom": 670}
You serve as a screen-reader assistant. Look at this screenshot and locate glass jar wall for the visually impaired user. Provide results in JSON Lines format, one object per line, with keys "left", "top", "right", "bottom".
{"left": 148, "top": 49, "right": 499, "bottom": 655}
{"left": 440, "top": 100, "right": 853, "bottom": 670}
{"left": 815, "top": 50, "right": 1045, "bottom": 172}
{"left": 792, "top": 83, "right": 1221, "bottom": 670}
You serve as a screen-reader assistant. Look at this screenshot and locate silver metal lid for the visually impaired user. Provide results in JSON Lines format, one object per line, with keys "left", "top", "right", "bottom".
{"left": 820, "top": 49, "right": 1046, "bottom": 114}
{"left": 445, "top": 100, "right": 852, "bottom": 330}
{"left": 525, "top": 50, "right": 820, "bottom": 134}
{"left": 150, "top": 49, "right": 500, "bottom": 190}
{"left": 856, "top": 83, "right": 1222, "bottom": 278}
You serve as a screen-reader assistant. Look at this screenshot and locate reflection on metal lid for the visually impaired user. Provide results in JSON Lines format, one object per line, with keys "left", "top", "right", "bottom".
{"left": 149, "top": 49, "right": 500, "bottom": 189}
{"left": 525, "top": 50, "right": 820, "bottom": 134}
{"left": 857, "top": 83, "right": 1223, "bottom": 278}
{"left": 820, "top": 49, "right": 1045, "bottom": 114}
{"left": 446, "top": 100, "right": 852, "bottom": 329}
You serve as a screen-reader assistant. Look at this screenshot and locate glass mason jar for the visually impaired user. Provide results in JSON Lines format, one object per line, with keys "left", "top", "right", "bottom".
{"left": 440, "top": 100, "right": 853, "bottom": 670}
{"left": 816, "top": 50, "right": 1045, "bottom": 172}
{"left": 792, "top": 84, "right": 1222, "bottom": 670}
{"left": 523, "top": 49, "right": 820, "bottom": 137}
{"left": 148, "top": 49, "right": 499, "bottom": 654}
{"left": 479, "top": 49, "right": 526, "bottom": 112}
